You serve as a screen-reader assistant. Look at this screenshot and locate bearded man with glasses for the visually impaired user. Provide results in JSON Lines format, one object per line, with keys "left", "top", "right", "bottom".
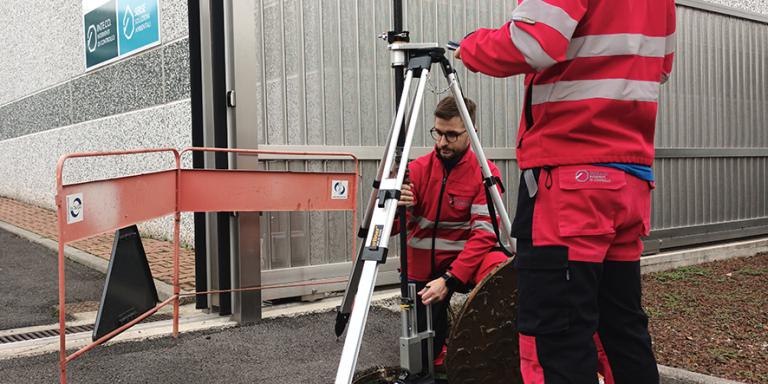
{"left": 393, "top": 95, "right": 508, "bottom": 378}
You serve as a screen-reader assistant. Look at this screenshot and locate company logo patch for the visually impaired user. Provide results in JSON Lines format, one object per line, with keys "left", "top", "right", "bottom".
{"left": 449, "top": 195, "right": 472, "bottom": 208}
{"left": 575, "top": 169, "right": 612, "bottom": 183}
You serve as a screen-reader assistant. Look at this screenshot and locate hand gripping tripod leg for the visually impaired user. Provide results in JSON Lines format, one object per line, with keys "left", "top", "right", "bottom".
{"left": 334, "top": 44, "right": 514, "bottom": 384}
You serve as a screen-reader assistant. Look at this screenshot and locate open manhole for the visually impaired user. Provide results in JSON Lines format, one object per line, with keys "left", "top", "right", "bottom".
{"left": 351, "top": 259, "right": 519, "bottom": 384}
{"left": 352, "top": 366, "right": 440, "bottom": 384}
{"left": 353, "top": 366, "right": 401, "bottom": 384}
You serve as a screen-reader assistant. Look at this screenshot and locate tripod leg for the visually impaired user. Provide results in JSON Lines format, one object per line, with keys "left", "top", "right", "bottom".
{"left": 443, "top": 66, "right": 515, "bottom": 250}
{"left": 334, "top": 71, "right": 417, "bottom": 337}
{"left": 335, "top": 68, "right": 432, "bottom": 384}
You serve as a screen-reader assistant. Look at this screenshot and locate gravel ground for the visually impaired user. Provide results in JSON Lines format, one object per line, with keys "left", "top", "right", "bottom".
{"left": 644, "top": 252, "right": 768, "bottom": 384}
{"left": 0, "top": 229, "right": 104, "bottom": 330}
{"left": 0, "top": 307, "right": 401, "bottom": 384}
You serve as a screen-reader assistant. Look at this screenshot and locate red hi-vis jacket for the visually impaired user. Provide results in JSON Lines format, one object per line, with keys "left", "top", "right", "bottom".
{"left": 397, "top": 149, "right": 502, "bottom": 284}
{"left": 460, "top": 0, "right": 676, "bottom": 169}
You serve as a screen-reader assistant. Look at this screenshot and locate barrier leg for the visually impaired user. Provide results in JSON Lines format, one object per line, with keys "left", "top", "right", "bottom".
{"left": 59, "top": 238, "right": 67, "bottom": 384}
{"left": 173, "top": 211, "right": 180, "bottom": 337}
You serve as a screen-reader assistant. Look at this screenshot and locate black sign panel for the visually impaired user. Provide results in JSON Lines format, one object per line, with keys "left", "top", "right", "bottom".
{"left": 93, "top": 225, "right": 159, "bottom": 341}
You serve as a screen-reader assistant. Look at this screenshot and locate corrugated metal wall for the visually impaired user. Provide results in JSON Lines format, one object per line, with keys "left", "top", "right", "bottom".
{"left": 650, "top": 5, "right": 768, "bottom": 250}
{"left": 246, "top": 0, "right": 768, "bottom": 274}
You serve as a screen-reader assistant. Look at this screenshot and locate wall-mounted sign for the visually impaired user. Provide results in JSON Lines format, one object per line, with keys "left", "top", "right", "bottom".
{"left": 83, "top": 0, "right": 161, "bottom": 71}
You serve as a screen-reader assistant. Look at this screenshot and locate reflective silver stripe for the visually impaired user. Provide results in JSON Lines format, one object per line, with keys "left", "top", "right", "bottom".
{"left": 471, "top": 204, "right": 490, "bottom": 217}
{"left": 567, "top": 34, "right": 667, "bottom": 60}
{"left": 531, "top": 79, "right": 661, "bottom": 105}
{"left": 471, "top": 220, "right": 496, "bottom": 234}
{"left": 510, "top": 23, "right": 557, "bottom": 71}
{"left": 665, "top": 32, "right": 676, "bottom": 55}
{"left": 408, "top": 236, "right": 467, "bottom": 251}
{"left": 512, "top": 0, "right": 579, "bottom": 39}
{"left": 413, "top": 216, "right": 469, "bottom": 230}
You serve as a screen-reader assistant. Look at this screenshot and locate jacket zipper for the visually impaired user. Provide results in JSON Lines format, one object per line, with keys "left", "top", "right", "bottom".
{"left": 518, "top": 74, "right": 536, "bottom": 149}
{"left": 430, "top": 169, "right": 450, "bottom": 279}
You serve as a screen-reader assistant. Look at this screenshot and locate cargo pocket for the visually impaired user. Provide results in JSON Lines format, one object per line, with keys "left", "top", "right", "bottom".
{"left": 515, "top": 246, "right": 571, "bottom": 335}
{"left": 556, "top": 165, "right": 626, "bottom": 237}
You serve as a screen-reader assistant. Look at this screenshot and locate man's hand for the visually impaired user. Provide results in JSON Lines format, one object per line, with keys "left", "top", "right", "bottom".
{"left": 418, "top": 276, "right": 449, "bottom": 305}
{"left": 454, "top": 47, "right": 462, "bottom": 60}
{"left": 398, "top": 182, "right": 415, "bottom": 207}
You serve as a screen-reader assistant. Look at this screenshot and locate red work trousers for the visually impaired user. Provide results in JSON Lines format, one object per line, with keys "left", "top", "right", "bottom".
{"left": 511, "top": 165, "right": 659, "bottom": 384}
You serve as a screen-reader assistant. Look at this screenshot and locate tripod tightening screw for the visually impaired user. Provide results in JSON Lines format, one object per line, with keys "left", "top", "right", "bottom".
{"left": 379, "top": 30, "right": 410, "bottom": 43}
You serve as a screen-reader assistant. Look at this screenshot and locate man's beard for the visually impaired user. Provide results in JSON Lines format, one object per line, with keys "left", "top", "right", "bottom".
{"left": 436, "top": 144, "right": 467, "bottom": 161}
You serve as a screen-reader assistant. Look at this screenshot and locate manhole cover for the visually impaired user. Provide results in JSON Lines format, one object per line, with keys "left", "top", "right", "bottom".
{"left": 446, "top": 258, "right": 522, "bottom": 384}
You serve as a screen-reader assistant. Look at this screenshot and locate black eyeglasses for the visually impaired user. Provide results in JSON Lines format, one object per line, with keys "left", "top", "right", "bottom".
{"left": 430, "top": 127, "right": 467, "bottom": 143}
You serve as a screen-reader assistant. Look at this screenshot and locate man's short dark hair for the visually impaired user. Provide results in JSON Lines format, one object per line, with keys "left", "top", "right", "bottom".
{"left": 434, "top": 96, "right": 477, "bottom": 126}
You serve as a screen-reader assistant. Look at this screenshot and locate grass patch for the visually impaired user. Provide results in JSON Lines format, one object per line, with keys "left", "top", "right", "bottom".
{"left": 660, "top": 292, "right": 684, "bottom": 310}
{"left": 652, "top": 266, "right": 711, "bottom": 283}
{"left": 735, "top": 267, "right": 768, "bottom": 276}
{"left": 709, "top": 348, "right": 740, "bottom": 363}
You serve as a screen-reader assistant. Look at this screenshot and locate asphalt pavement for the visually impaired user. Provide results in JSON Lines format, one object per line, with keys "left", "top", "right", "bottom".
{"left": 0, "top": 226, "right": 402, "bottom": 383}
{"left": 0, "top": 229, "right": 104, "bottom": 330}
{"left": 0, "top": 307, "right": 401, "bottom": 384}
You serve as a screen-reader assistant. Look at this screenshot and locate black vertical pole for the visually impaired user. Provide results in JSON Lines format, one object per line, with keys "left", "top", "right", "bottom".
{"left": 393, "top": 0, "right": 410, "bottom": 301}
{"left": 209, "top": 0, "right": 232, "bottom": 315}
{"left": 188, "top": 0, "right": 208, "bottom": 310}
{"left": 393, "top": 1, "right": 405, "bottom": 97}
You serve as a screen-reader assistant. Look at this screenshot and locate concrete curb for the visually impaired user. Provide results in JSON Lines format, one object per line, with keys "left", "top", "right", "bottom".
{"left": 641, "top": 237, "right": 768, "bottom": 274}
{"left": 659, "top": 364, "right": 747, "bottom": 384}
{"left": 0, "top": 220, "right": 180, "bottom": 300}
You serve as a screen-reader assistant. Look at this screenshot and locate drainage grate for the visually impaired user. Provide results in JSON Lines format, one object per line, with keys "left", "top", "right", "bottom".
{"left": 0, "top": 313, "right": 174, "bottom": 344}
{"left": 0, "top": 324, "right": 94, "bottom": 344}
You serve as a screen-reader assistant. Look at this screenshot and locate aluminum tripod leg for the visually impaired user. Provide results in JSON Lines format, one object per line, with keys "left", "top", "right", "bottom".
{"left": 335, "top": 68, "right": 431, "bottom": 384}
{"left": 445, "top": 70, "right": 514, "bottom": 246}
{"left": 334, "top": 70, "right": 416, "bottom": 338}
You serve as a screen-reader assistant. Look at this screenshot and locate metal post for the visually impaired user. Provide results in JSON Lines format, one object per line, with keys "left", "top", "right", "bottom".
{"left": 209, "top": 0, "right": 232, "bottom": 316}
{"left": 188, "top": 0, "right": 209, "bottom": 310}
{"left": 229, "top": 0, "right": 264, "bottom": 323}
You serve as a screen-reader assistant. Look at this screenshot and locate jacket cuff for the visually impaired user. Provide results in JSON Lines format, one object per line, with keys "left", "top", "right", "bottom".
{"left": 447, "top": 265, "right": 470, "bottom": 286}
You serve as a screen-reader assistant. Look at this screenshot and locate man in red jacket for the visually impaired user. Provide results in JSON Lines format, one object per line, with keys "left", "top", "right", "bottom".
{"left": 455, "top": 0, "right": 676, "bottom": 382}
{"left": 397, "top": 96, "right": 508, "bottom": 372}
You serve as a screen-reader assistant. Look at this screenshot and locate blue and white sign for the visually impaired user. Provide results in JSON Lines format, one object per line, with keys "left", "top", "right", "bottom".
{"left": 118, "top": 0, "right": 160, "bottom": 55}
{"left": 83, "top": 0, "right": 161, "bottom": 71}
{"left": 67, "top": 193, "right": 84, "bottom": 224}
{"left": 331, "top": 180, "right": 349, "bottom": 200}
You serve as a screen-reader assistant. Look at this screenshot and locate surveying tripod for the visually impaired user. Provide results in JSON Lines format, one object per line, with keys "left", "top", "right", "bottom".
{"left": 333, "top": 39, "right": 515, "bottom": 384}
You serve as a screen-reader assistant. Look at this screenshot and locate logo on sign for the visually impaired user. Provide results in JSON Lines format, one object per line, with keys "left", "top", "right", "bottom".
{"left": 67, "top": 193, "right": 84, "bottom": 224}
{"left": 331, "top": 180, "right": 349, "bottom": 200}
{"left": 86, "top": 25, "right": 98, "bottom": 52}
{"left": 122, "top": 5, "right": 135, "bottom": 39}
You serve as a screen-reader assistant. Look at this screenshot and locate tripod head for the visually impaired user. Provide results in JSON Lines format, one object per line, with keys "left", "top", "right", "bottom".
{"left": 383, "top": 41, "right": 459, "bottom": 86}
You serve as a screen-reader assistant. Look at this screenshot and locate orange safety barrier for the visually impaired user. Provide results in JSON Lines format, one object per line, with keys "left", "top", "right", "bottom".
{"left": 56, "top": 147, "right": 358, "bottom": 384}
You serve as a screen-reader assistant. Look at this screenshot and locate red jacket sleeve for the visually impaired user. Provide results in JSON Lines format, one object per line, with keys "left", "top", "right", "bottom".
{"left": 662, "top": 0, "right": 676, "bottom": 83}
{"left": 448, "top": 162, "right": 503, "bottom": 284}
{"left": 460, "top": 0, "right": 588, "bottom": 77}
